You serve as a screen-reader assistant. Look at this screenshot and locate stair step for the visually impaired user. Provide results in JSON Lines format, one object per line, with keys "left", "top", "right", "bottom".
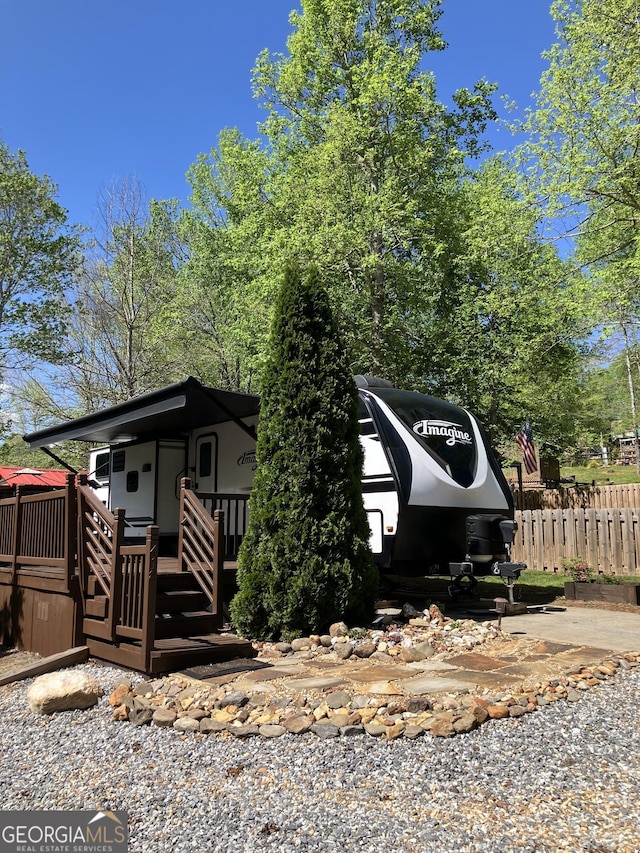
{"left": 154, "top": 612, "right": 218, "bottom": 639}
{"left": 156, "top": 571, "right": 202, "bottom": 593}
{"left": 85, "top": 596, "right": 108, "bottom": 618}
{"left": 156, "top": 590, "right": 208, "bottom": 613}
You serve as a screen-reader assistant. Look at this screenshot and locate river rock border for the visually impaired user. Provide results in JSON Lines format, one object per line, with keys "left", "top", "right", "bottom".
{"left": 107, "top": 612, "right": 640, "bottom": 740}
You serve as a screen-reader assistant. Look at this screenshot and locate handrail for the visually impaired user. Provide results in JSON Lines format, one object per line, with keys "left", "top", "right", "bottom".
{"left": 178, "top": 478, "right": 225, "bottom": 623}
{"left": 193, "top": 490, "right": 250, "bottom": 562}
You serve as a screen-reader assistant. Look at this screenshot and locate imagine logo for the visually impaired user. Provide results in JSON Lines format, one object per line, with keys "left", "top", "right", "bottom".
{"left": 237, "top": 450, "right": 257, "bottom": 470}
{"left": 412, "top": 419, "right": 473, "bottom": 447}
{"left": 0, "top": 810, "right": 128, "bottom": 853}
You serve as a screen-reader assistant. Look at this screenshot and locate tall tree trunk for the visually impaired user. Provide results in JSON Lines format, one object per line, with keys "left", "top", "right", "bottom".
{"left": 622, "top": 324, "right": 640, "bottom": 475}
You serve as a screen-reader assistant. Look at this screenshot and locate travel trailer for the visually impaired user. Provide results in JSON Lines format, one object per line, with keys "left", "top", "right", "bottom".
{"left": 24, "top": 376, "right": 520, "bottom": 580}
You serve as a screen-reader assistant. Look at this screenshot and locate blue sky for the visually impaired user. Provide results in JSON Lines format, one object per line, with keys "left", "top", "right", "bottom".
{"left": 1, "top": 1, "right": 557, "bottom": 229}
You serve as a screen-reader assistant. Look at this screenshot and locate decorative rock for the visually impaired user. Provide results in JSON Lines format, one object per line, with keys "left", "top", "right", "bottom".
{"left": 338, "top": 724, "right": 363, "bottom": 737}
{"left": 200, "top": 718, "right": 230, "bottom": 734}
{"left": 326, "top": 690, "right": 352, "bottom": 709}
{"left": 220, "top": 690, "right": 249, "bottom": 709}
{"left": 335, "top": 642, "right": 354, "bottom": 660}
{"left": 403, "top": 724, "right": 425, "bottom": 739}
{"left": 310, "top": 722, "right": 340, "bottom": 738}
{"left": 353, "top": 642, "right": 376, "bottom": 658}
{"left": 429, "top": 719, "right": 456, "bottom": 738}
{"left": 329, "top": 621, "right": 349, "bottom": 638}
{"left": 228, "top": 724, "right": 260, "bottom": 738}
{"left": 291, "top": 638, "right": 311, "bottom": 652}
{"left": 111, "top": 703, "right": 129, "bottom": 722}
{"left": 174, "top": 715, "right": 201, "bottom": 732}
{"left": 152, "top": 708, "right": 177, "bottom": 727}
{"left": 27, "top": 671, "right": 103, "bottom": 715}
{"left": 453, "top": 714, "right": 478, "bottom": 734}
{"left": 259, "top": 724, "right": 287, "bottom": 738}
{"left": 108, "top": 683, "right": 132, "bottom": 706}
{"left": 486, "top": 705, "right": 510, "bottom": 719}
{"left": 400, "top": 646, "right": 427, "bottom": 663}
{"left": 283, "top": 715, "right": 314, "bottom": 734}
{"left": 129, "top": 708, "right": 153, "bottom": 726}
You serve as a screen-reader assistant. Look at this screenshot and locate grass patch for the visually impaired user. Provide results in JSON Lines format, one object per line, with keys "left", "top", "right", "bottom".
{"left": 561, "top": 465, "right": 640, "bottom": 486}
{"left": 384, "top": 569, "right": 640, "bottom": 609}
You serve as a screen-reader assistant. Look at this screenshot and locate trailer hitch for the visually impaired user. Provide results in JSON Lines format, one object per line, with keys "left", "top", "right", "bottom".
{"left": 448, "top": 561, "right": 478, "bottom": 599}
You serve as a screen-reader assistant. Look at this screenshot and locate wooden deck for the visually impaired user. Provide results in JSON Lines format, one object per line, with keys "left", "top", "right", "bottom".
{"left": 0, "top": 476, "right": 254, "bottom": 674}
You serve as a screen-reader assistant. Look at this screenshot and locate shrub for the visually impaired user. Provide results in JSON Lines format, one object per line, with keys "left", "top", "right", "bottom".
{"left": 561, "top": 556, "right": 594, "bottom": 582}
{"left": 230, "top": 260, "right": 378, "bottom": 641}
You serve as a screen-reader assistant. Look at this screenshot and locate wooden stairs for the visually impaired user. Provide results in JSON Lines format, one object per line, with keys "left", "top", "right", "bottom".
{"left": 85, "top": 567, "right": 254, "bottom": 675}
{"left": 77, "top": 479, "right": 254, "bottom": 675}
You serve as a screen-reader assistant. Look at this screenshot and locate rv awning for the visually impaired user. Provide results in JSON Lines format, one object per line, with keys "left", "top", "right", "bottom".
{"left": 23, "top": 377, "right": 260, "bottom": 448}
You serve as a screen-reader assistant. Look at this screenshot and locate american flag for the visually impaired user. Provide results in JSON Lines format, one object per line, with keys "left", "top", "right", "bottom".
{"left": 516, "top": 422, "right": 537, "bottom": 474}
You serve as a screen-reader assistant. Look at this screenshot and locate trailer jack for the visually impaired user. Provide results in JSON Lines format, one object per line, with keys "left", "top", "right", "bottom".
{"left": 493, "top": 561, "right": 527, "bottom": 605}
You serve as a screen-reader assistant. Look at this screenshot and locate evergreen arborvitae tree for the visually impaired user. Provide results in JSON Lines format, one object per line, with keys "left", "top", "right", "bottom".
{"left": 230, "top": 260, "right": 378, "bottom": 640}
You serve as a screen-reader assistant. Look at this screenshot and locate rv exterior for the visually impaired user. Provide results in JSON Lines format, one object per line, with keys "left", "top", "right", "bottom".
{"left": 26, "top": 376, "right": 515, "bottom": 578}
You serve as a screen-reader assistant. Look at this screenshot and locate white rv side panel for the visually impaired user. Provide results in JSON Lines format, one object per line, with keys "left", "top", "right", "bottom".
{"left": 109, "top": 441, "right": 158, "bottom": 536}
{"left": 156, "top": 441, "right": 187, "bottom": 532}
{"left": 190, "top": 418, "right": 258, "bottom": 493}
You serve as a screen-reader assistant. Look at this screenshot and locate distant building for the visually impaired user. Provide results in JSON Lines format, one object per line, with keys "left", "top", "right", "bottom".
{"left": 0, "top": 466, "right": 68, "bottom": 496}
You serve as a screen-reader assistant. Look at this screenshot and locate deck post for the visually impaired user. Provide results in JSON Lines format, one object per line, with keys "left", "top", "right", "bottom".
{"left": 64, "top": 474, "right": 77, "bottom": 593}
{"left": 212, "top": 509, "right": 225, "bottom": 622}
{"left": 108, "top": 507, "right": 126, "bottom": 642}
{"left": 141, "top": 525, "right": 159, "bottom": 673}
{"left": 177, "top": 477, "right": 192, "bottom": 572}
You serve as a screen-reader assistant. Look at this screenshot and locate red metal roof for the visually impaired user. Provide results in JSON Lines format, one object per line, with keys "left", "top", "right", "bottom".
{"left": 0, "top": 466, "right": 69, "bottom": 489}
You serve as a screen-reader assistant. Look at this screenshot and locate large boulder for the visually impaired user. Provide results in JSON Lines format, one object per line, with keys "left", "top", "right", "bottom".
{"left": 27, "top": 671, "right": 103, "bottom": 715}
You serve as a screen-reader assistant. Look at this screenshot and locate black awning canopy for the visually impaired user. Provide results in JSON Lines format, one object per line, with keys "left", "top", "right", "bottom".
{"left": 23, "top": 377, "right": 260, "bottom": 448}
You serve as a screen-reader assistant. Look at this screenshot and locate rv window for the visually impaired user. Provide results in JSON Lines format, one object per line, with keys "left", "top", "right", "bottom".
{"left": 112, "top": 451, "right": 125, "bottom": 473}
{"left": 358, "top": 399, "right": 378, "bottom": 437}
{"left": 199, "top": 441, "right": 212, "bottom": 478}
{"left": 372, "top": 388, "right": 477, "bottom": 487}
{"left": 126, "top": 471, "right": 139, "bottom": 493}
{"left": 94, "top": 452, "right": 110, "bottom": 481}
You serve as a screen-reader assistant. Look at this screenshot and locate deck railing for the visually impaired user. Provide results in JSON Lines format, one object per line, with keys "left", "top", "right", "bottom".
{"left": 193, "top": 489, "right": 249, "bottom": 562}
{"left": 77, "top": 475, "right": 159, "bottom": 669}
{"left": 0, "top": 474, "right": 76, "bottom": 589}
{"left": 178, "top": 478, "right": 225, "bottom": 623}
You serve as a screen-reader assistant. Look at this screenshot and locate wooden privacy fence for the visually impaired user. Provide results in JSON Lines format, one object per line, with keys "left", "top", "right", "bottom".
{"left": 512, "top": 508, "right": 640, "bottom": 575}
{"left": 0, "top": 473, "right": 76, "bottom": 589}
{"left": 514, "top": 483, "right": 640, "bottom": 510}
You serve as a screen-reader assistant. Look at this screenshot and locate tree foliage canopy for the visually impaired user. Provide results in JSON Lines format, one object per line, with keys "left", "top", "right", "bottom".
{"left": 0, "top": 139, "right": 78, "bottom": 372}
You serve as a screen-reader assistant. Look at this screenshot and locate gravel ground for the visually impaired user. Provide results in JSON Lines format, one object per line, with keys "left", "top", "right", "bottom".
{"left": 1, "top": 662, "right": 639, "bottom": 853}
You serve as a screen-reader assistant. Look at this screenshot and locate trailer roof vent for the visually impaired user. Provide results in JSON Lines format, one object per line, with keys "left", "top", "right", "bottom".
{"left": 354, "top": 375, "right": 395, "bottom": 389}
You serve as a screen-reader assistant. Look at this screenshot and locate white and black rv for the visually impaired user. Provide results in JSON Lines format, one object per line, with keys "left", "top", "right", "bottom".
{"left": 24, "top": 376, "right": 519, "bottom": 580}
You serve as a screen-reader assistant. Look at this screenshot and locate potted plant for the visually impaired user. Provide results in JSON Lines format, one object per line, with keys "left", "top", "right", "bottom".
{"left": 563, "top": 557, "right": 640, "bottom": 604}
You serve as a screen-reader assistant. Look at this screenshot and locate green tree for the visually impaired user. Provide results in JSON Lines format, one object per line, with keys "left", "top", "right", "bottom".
{"left": 230, "top": 260, "right": 377, "bottom": 640}
{"left": 514, "top": 0, "right": 640, "bottom": 453}
{"left": 47, "top": 178, "right": 184, "bottom": 412}
{"left": 185, "top": 0, "right": 497, "bottom": 388}
{"left": 0, "top": 139, "right": 78, "bottom": 374}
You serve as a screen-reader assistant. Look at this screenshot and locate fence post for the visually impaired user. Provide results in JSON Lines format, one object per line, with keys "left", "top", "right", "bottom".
{"left": 11, "top": 486, "right": 23, "bottom": 582}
